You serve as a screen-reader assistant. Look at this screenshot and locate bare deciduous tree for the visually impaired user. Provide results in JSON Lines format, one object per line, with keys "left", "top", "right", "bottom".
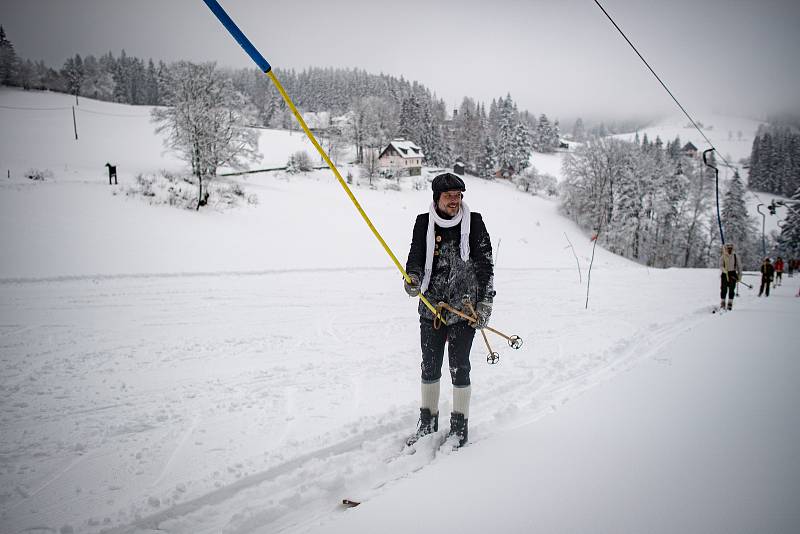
{"left": 152, "top": 61, "right": 261, "bottom": 210}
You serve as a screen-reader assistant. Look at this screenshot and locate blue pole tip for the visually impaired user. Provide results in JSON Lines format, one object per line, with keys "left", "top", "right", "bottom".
{"left": 202, "top": 0, "right": 272, "bottom": 73}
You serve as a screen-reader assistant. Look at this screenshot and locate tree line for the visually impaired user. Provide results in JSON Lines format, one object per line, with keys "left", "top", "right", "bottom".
{"left": 0, "top": 25, "right": 569, "bottom": 175}
{"left": 747, "top": 124, "right": 800, "bottom": 198}
{"left": 561, "top": 134, "right": 764, "bottom": 270}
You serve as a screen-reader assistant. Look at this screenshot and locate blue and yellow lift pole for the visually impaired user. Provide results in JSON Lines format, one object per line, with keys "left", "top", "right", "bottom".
{"left": 200, "top": 0, "right": 443, "bottom": 318}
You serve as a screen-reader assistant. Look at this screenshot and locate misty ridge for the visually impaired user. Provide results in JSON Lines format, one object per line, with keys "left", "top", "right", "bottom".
{"left": 0, "top": 25, "right": 654, "bottom": 139}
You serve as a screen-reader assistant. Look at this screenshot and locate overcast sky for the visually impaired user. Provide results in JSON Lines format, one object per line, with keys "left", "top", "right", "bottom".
{"left": 2, "top": 0, "right": 798, "bottom": 122}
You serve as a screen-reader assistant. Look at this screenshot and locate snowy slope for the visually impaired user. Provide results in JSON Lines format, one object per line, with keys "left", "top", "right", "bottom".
{"left": 1, "top": 90, "right": 798, "bottom": 534}
{"left": 0, "top": 88, "right": 322, "bottom": 184}
{"left": 309, "top": 287, "right": 800, "bottom": 534}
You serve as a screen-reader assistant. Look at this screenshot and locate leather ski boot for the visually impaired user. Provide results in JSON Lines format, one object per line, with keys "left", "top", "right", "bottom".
{"left": 447, "top": 412, "right": 468, "bottom": 448}
{"left": 406, "top": 408, "right": 438, "bottom": 446}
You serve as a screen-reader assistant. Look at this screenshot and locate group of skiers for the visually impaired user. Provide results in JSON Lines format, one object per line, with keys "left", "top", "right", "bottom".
{"left": 757, "top": 256, "right": 792, "bottom": 297}
{"left": 720, "top": 243, "right": 794, "bottom": 308}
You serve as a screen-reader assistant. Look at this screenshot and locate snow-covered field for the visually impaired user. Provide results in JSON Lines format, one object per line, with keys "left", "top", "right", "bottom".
{"left": 1, "top": 89, "right": 798, "bottom": 534}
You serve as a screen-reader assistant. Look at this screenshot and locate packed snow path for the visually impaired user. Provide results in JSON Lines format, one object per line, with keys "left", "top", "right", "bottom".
{"left": 310, "top": 278, "right": 800, "bottom": 534}
{"left": 0, "top": 266, "right": 759, "bottom": 533}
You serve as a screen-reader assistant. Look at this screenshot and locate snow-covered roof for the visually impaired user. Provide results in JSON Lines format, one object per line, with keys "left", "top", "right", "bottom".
{"left": 380, "top": 138, "right": 425, "bottom": 160}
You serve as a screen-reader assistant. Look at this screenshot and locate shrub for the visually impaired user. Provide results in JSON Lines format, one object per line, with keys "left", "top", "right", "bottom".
{"left": 287, "top": 151, "right": 313, "bottom": 174}
{"left": 25, "top": 168, "right": 53, "bottom": 181}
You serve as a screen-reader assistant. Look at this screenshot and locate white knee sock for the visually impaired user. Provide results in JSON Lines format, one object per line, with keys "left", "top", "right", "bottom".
{"left": 453, "top": 385, "right": 471, "bottom": 418}
{"left": 421, "top": 381, "right": 440, "bottom": 415}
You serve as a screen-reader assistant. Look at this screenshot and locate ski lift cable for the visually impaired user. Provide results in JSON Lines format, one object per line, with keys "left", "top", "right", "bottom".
{"left": 76, "top": 108, "right": 151, "bottom": 118}
{"left": 0, "top": 104, "right": 72, "bottom": 111}
{"left": 591, "top": 0, "right": 732, "bottom": 170}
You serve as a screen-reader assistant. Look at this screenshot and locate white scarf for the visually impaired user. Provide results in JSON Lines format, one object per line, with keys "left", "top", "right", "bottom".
{"left": 421, "top": 201, "right": 471, "bottom": 294}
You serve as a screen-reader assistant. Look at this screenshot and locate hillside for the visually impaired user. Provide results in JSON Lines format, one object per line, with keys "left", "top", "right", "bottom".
{"left": 0, "top": 87, "right": 634, "bottom": 280}
{"left": 1, "top": 89, "right": 798, "bottom": 534}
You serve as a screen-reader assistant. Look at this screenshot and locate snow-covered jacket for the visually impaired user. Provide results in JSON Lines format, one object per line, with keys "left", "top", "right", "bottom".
{"left": 406, "top": 211, "right": 494, "bottom": 324}
{"left": 720, "top": 248, "right": 741, "bottom": 278}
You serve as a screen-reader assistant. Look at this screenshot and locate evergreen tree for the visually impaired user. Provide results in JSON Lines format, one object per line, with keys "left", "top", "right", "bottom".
{"left": 513, "top": 121, "right": 532, "bottom": 172}
{"left": 0, "top": 26, "right": 19, "bottom": 86}
{"left": 777, "top": 186, "right": 800, "bottom": 257}
{"left": 477, "top": 135, "right": 497, "bottom": 179}
{"left": 572, "top": 117, "right": 586, "bottom": 142}
{"left": 61, "top": 54, "right": 84, "bottom": 104}
{"left": 552, "top": 119, "right": 561, "bottom": 148}
{"left": 721, "top": 170, "right": 757, "bottom": 263}
{"left": 534, "top": 113, "right": 555, "bottom": 153}
{"left": 145, "top": 59, "right": 160, "bottom": 105}
{"left": 419, "top": 102, "right": 450, "bottom": 167}
{"left": 495, "top": 96, "right": 518, "bottom": 172}
{"left": 487, "top": 98, "right": 500, "bottom": 144}
{"left": 398, "top": 93, "right": 423, "bottom": 143}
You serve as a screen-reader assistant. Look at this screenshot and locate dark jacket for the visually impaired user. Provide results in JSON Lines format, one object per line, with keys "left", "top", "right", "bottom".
{"left": 406, "top": 211, "right": 494, "bottom": 324}
{"left": 761, "top": 262, "right": 775, "bottom": 280}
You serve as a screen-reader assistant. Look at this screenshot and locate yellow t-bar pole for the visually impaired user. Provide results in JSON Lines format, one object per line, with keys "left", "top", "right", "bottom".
{"left": 202, "top": 0, "right": 442, "bottom": 319}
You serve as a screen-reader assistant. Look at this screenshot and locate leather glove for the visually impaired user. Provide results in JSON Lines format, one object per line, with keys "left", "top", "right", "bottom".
{"left": 472, "top": 301, "right": 492, "bottom": 329}
{"left": 404, "top": 273, "right": 421, "bottom": 297}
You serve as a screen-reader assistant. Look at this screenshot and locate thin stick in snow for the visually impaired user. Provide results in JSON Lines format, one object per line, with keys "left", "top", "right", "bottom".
{"left": 586, "top": 233, "right": 600, "bottom": 310}
{"left": 563, "top": 232, "right": 582, "bottom": 284}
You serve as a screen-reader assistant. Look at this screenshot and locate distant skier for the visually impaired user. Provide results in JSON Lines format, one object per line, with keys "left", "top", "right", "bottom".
{"left": 403, "top": 173, "right": 494, "bottom": 448}
{"left": 105, "top": 162, "right": 117, "bottom": 185}
{"left": 719, "top": 243, "right": 741, "bottom": 310}
{"left": 758, "top": 257, "right": 774, "bottom": 297}
{"left": 774, "top": 256, "right": 784, "bottom": 287}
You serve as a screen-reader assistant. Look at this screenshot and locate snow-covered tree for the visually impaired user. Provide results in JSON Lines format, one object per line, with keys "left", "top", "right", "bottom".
{"left": 513, "top": 121, "right": 532, "bottom": 172}
{"left": 721, "top": 169, "right": 757, "bottom": 266}
{"left": 61, "top": 54, "right": 84, "bottom": 105}
{"left": 495, "top": 96, "right": 517, "bottom": 173}
{"left": 152, "top": 61, "right": 261, "bottom": 210}
{"left": 572, "top": 117, "right": 586, "bottom": 142}
{"left": 476, "top": 135, "right": 497, "bottom": 179}
{"left": 534, "top": 113, "right": 558, "bottom": 153}
{"left": 453, "top": 97, "right": 483, "bottom": 172}
{"left": 144, "top": 59, "right": 160, "bottom": 105}
{"left": 777, "top": 186, "right": 800, "bottom": 257}
{"left": 398, "top": 94, "right": 423, "bottom": 142}
{"left": 360, "top": 147, "right": 380, "bottom": 186}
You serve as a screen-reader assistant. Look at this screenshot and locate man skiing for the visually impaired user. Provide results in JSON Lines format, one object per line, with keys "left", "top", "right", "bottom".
{"left": 403, "top": 173, "right": 494, "bottom": 448}
{"left": 759, "top": 257, "right": 775, "bottom": 297}
{"left": 719, "top": 243, "right": 741, "bottom": 310}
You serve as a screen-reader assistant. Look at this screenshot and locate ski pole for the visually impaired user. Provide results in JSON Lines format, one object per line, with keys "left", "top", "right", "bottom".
{"left": 201, "top": 0, "right": 445, "bottom": 323}
{"left": 465, "top": 300, "right": 500, "bottom": 364}
{"left": 437, "top": 301, "right": 524, "bottom": 350}
{"left": 480, "top": 327, "right": 500, "bottom": 364}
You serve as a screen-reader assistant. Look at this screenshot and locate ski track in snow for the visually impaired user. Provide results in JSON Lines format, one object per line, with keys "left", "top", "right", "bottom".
{"left": 0, "top": 267, "right": 720, "bottom": 533}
